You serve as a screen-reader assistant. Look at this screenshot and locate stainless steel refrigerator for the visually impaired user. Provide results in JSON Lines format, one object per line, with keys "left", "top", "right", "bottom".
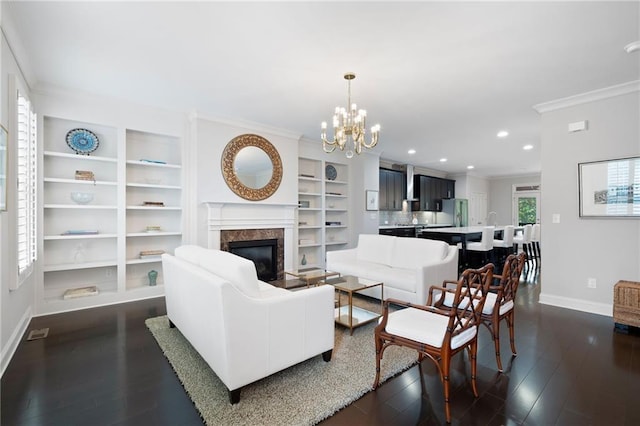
{"left": 443, "top": 198, "right": 468, "bottom": 227}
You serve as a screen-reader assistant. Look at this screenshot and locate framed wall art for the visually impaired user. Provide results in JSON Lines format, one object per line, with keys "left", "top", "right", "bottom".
{"left": 366, "top": 190, "right": 379, "bottom": 211}
{"left": 0, "top": 125, "right": 7, "bottom": 211}
{"left": 578, "top": 156, "right": 640, "bottom": 217}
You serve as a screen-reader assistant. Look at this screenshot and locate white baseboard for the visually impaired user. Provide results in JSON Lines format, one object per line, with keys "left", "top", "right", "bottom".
{"left": 539, "top": 292, "right": 612, "bottom": 317}
{"left": 1, "top": 306, "right": 32, "bottom": 378}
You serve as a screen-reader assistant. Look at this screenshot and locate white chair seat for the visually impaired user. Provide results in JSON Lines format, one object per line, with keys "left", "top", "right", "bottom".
{"left": 385, "top": 307, "right": 477, "bottom": 350}
{"left": 431, "top": 289, "right": 512, "bottom": 316}
{"left": 483, "top": 292, "right": 514, "bottom": 315}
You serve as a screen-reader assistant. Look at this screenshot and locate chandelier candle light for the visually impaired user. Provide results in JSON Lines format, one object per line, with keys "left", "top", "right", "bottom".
{"left": 321, "top": 73, "right": 380, "bottom": 158}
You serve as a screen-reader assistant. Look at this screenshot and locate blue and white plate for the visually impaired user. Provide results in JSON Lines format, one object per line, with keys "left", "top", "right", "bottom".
{"left": 66, "top": 128, "right": 99, "bottom": 155}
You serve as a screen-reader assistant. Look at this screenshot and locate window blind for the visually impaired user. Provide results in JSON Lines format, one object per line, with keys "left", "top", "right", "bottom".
{"left": 17, "top": 90, "right": 37, "bottom": 276}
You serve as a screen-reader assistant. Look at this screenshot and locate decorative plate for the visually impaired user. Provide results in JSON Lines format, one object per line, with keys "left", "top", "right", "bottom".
{"left": 66, "top": 128, "right": 99, "bottom": 155}
{"left": 326, "top": 164, "right": 337, "bottom": 181}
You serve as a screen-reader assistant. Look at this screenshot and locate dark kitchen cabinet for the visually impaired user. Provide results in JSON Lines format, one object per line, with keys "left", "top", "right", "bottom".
{"left": 379, "top": 168, "right": 404, "bottom": 211}
{"left": 412, "top": 175, "right": 456, "bottom": 212}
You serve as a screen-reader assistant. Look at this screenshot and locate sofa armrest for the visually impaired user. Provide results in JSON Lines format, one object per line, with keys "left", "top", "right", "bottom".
{"left": 415, "top": 246, "right": 459, "bottom": 304}
{"left": 221, "top": 283, "right": 334, "bottom": 390}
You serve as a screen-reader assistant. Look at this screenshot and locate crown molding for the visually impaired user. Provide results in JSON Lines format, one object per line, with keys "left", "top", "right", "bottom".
{"left": 190, "top": 110, "right": 302, "bottom": 141}
{"left": 533, "top": 80, "right": 640, "bottom": 113}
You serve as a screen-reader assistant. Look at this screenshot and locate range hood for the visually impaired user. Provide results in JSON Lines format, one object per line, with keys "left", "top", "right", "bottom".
{"left": 387, "top": 163, "right": 418, "bottom": 202}
{"left": 404, "top": 164, "right": 418, "bottom": 201}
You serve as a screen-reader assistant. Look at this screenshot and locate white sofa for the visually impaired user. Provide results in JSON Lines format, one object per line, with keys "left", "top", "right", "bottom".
{"left": 162, "top": 245, "right": 335, "bottom": 403}
{"left": 326, "top": 234, "right": 458, "bottom": 304}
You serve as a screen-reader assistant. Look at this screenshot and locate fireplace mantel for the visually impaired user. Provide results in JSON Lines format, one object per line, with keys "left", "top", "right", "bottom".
{"left": 203, "top": 202, "right": 297, "bottom": 272}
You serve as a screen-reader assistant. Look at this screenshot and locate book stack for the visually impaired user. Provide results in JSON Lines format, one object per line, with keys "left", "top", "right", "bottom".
{"left": 63, "top": 286, "right": 99, "bottom": 299}
{"left": 75, "top": 170, "right": 95, "bottom": 181}
{"left": 62, "top": 230, "right": 99, "bottom": 235}
{"left": 140, "top": 249, "right": 165, "bottom": 259}
{"left": 143, "top": 201, "right": 165, "bottom": 207}
{"left": 145, "top": 225, "right": 162, "bottom": 232}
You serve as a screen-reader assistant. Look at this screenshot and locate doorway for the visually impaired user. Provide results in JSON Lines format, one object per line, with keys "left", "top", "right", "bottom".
{"left": 513, "top": 185, "right": 540, "bottom": 225}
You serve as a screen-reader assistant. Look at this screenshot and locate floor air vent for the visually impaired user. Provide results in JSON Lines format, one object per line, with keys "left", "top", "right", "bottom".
{"left": 26, "top": 328, "right": 49, "bottom": 341}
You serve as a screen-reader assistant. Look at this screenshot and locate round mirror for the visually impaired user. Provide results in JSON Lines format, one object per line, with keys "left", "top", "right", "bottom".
{"left": 221, "top": 134, "right": 282, "bottom": 201}
{"left": 234, "top": 146, "right": 273, "bottom": 189}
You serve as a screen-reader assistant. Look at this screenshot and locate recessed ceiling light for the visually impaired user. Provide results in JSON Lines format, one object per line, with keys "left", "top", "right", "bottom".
{"left": 439, "top": 158, "right": 447, "bottom": 162}
{"left": 523, "top": 144, "right": 534, "bottom": 150}
{"left": 624, "top": 40, "right": 640, "bottom": 53}
{"left": 467, "top": 165, "right": 474, "bottom": 169}
{"left": 497, "top": 130, "right": 509, "bottom": 138}
{"left": 408, "top": 149, "right": 416, "bottom": 155}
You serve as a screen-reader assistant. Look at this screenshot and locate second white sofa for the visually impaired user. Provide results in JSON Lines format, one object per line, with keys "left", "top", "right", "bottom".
{"left": 326, "top": 234, "right": 458, "bottom": 304}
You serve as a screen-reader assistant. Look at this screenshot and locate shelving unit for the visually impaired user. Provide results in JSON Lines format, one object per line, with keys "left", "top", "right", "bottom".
{"left": 125, "top": 129, "right": 182, "bottom": 291}
{"left": 39, "top": 116, "right": 182, "bottom": 314}
{"left": 296, "top": 157, "right": 349, "bottom": 269}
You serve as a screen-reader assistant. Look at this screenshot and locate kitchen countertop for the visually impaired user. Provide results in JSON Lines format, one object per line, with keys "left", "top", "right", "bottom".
{"left": 379, "top": 223, "right": 453, "bottom": 229}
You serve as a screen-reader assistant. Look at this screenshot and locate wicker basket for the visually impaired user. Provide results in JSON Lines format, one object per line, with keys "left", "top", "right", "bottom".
{"left": 613, "top": 280, "right": 640, "bottom": 329}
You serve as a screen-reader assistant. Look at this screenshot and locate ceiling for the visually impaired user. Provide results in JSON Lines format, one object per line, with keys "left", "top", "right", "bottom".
{"left": 2, "top": 1, "right": 639, "bottom": 177}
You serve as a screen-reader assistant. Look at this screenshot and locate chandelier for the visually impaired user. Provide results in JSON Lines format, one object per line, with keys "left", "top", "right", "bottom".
{"left": 321, "top": 73, "right": 380, "bottom": 158}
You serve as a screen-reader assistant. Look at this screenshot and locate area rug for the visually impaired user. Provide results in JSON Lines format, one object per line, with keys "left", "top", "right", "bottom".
{"left": 146, "top": 309, "right": 418, "bottom": 425}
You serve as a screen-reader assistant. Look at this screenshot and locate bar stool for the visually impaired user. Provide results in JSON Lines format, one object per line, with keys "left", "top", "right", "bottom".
{"left": 493, "top": 225, "right": 514, "bottom": 270}
{"left": 462, "top": 226, "right": 495, "bottom": 268}
{"left": 531, "top": 223, "right": 541, "bottom": 264}
{"left": 513, "top": 224, "right": 532, "bottom": 264}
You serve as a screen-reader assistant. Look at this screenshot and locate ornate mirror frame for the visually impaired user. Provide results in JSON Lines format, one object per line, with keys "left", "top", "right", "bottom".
{"left": 221, "top": 134, "right": 283, "bottom": 201}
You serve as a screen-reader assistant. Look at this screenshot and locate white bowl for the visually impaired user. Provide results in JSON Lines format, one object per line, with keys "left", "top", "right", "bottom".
{"left": 70, "top": 192, "right": 94, "bottom": 204}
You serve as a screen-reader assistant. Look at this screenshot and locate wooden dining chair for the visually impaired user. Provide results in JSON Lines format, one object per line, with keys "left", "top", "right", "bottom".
{"left": 480, "top": 252, "right": 526, "bottom": 371}
{"left": 373, "top": 264, "right": 494, "bottom": 423}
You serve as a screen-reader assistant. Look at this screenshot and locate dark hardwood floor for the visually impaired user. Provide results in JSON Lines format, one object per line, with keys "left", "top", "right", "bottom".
{"left": 2, "top": 263, "right": 639, "bottom": 425}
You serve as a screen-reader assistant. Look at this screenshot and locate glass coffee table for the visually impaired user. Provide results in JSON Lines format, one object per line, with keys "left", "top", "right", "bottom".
{"left": 325, "top": 275, "right": 384, "bottom": 335}
{"left": 284, "top": 268, "right": 340, "bottom": 287}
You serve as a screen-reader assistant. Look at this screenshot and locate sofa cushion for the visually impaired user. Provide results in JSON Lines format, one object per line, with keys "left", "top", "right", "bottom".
{"left": 368, "top": 266, "right": 416, "bottom": 293}
{"left": 391, "top": 238, "right": 449, "bottom": 270}
{"left": 196, "top": 248, "right": 261, "bottom": 298}
{"left": 356, "top": 234, "right": 395, "bottom": 266}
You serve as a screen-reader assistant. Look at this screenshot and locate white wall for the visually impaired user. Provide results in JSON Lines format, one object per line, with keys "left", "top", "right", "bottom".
{"left": 489, "top": 174, "right": 541, "bottom": 225}
{"left": 538, "top": 85, "right": 639, "bottom": 316}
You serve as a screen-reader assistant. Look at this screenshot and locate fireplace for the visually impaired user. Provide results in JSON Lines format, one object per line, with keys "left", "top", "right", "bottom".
{"left": 220, "top": 227, "right": 285, "bottom": 280}
{"left": 229, "top": 239, "right": 278, "bottom": 282}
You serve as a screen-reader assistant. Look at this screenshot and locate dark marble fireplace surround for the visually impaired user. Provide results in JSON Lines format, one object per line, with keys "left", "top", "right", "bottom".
{"left": 220, "top": 228, "right": 285, "bottom": 281}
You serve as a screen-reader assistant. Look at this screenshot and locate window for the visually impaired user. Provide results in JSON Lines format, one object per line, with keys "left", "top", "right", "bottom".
{"left": 16, "top": 90, "right": 37, "bottom": 279}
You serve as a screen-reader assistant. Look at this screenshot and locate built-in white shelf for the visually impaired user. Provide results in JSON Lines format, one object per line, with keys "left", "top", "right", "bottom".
{"left": 299, "top": 225, "right": 322, "bottom": 230}
{"left": 44, "top": 177, "right": 117, "bottom": 186}
{"left": 326, "top": 241, "right": 348, "bottom": 246}
{"left": 44, "top": 151, "right": 117, "bottom": 163}
{"left": 126, "top": 159, "right": 181, "bottom": 169}
{"left": 126, "top": 206, "right": 182, "bottom": 210}
{"left": 44, "top": 233, "right": 118, "bottom": 240}
{"left": 126, "top": 257, "right": 163, "bottom": 265}
{"left": 126, "top": 183, "right": 181, "bottom": 190}
{"left": 298, "top": 243, "right": 321, "bottom": 248}
{"left": 44, "top": 204, "right": 118, "bottom": 209}
{"left": 126, "top": 232, "right": 182, "bottom": 237}
{"left": 43, "top": 260, "right": 118, "bottom": 272}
